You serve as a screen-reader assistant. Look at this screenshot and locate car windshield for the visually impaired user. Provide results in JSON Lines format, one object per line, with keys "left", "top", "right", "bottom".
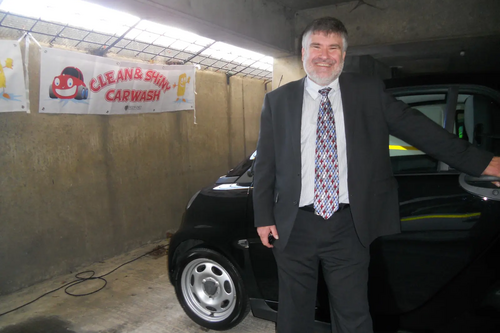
{"left": 226, "top": 151, "right": 256, "bottom": 177}
{"left": 62, "top": 67, "right": 83, "bottom": 81}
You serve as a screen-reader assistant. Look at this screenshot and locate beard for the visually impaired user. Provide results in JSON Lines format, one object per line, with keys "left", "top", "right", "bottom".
{"left": 303, "top": 56, "right": 344, "bottom": 86}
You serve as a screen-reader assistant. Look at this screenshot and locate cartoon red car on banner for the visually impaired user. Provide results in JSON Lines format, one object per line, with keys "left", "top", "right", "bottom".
{"left": 49, "top": 67, "right": 89, "bottom": 100}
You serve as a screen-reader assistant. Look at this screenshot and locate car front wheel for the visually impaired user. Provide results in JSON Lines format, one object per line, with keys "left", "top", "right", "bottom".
{"left": 49, "top": 85, "right": 57, "bottom": 99}
{"left": 174, "top": 247, "right": 249, "bottom": 330}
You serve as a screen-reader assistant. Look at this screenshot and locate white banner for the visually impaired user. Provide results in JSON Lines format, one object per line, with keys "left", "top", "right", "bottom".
{"left": 0, "top": 41, "right": 27, "bottom": 112}
{"left": 39, "top": 47, "right": 195, "bottom": 114}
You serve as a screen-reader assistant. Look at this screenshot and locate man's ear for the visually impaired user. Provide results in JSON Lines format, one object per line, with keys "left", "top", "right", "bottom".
{"left": 301, "top": 48, "right": 305, "bottom": 62}
{"left": 342, "top": 51, "right": 346, "bottom": 62}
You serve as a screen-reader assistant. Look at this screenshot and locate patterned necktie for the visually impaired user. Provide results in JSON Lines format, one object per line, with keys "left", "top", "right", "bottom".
{"left": 314, "top": 88, "right": 339, "bottom": 219}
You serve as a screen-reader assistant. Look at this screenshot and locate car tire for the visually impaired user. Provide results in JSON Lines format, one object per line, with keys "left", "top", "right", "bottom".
{"left": 75, "top": 86, "right": 89, "bottom": 100}
{"left": 49, "top": 85, "right": 57, "bottom": 99}
{"left": 174, "top": 247, "right": 249, "bottom": 330}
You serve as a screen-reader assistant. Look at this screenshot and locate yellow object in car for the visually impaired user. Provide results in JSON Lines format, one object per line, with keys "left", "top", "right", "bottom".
{"left": 389, "top": 145, "right": 420, "bottom": 151}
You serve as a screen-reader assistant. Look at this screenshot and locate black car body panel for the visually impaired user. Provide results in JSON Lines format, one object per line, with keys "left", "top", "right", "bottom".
{"left": 168, "top": 77, "right": 500, "bottom": 332}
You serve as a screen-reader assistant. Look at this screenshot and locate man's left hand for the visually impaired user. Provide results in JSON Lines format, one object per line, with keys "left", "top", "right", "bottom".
{"left": 482, "top": 156, "right": 500, "bottom": 187}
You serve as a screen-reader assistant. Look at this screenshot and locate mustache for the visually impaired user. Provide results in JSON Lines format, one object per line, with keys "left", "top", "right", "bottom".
{"left": 312, "top": 58, "right": 335, "bottom": 65}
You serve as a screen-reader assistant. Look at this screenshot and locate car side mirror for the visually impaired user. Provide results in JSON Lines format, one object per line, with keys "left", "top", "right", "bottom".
{"left": 247, "top": 160, "right": 255, "bottom": 177}
{"left": 459, "top": 174, "right": 500, "bottom": 201}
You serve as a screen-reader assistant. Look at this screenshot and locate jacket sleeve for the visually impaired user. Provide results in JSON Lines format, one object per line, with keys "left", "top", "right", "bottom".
{"left": 378, "top": 79, "right": 493, "bottom": 176}
{"left": 253, "top": 94, "right": 277, "bottom": 227}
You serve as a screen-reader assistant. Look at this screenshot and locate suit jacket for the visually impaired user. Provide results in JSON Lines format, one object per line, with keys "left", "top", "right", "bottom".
{"left": 253, "top": 73, "right": 493, "bottom": 249}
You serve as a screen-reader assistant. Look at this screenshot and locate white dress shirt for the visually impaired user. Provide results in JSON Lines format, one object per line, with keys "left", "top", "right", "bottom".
{"left": 299, "top": 76, "right": 349, "bottom": 207}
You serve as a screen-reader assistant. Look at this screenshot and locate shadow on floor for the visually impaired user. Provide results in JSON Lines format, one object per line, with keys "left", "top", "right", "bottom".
{"left": 0, "top": 316, "right": 77, "bottom": 333}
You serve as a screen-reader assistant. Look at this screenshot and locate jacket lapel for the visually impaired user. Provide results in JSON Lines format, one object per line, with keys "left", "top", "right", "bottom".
{"left": 289, "top": 78, "right": 306, "bottom": 163}
{"left": 339, "top": 74, "right": 357, "bottom": 168}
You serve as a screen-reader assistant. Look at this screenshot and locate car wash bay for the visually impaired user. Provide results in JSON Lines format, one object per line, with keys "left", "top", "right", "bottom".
{"left": 0, "top": 242, "right": 276, "bottom": 333}
{"left": 1, "top": 0, "right": 500, "bottom": 332}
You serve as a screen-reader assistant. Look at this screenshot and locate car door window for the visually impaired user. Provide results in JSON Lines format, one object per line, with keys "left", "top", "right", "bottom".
{"left": 457, "top": 93, "right": 500, "bottom": 155}
{"left": 390, "top": 94, "right": 446, "bottom": 174}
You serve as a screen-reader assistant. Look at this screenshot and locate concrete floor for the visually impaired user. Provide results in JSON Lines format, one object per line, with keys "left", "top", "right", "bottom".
{"left": 0, "top": 241, "right": 275, "bottom": 333}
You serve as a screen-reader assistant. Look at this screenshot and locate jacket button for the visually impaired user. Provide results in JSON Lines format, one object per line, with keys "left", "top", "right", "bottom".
{"left": 297, "top": 173, "right": 300, "bottom": 176}
{"left": 292, "top": 201, "right": 297, "bottom": 205}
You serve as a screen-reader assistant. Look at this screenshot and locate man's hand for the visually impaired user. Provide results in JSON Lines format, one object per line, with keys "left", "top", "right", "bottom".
{"left": 257, "top": 225, "right": 279, "bottom": 248}
{"left": 482, "top": 156, "right": 500, "bottom": 187}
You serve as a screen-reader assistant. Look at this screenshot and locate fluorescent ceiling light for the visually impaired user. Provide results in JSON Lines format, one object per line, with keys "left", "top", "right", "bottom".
{"left": 154, "top": 36, "right": 176, "bottom": 48}
{"left": 134, "top": 31, "right": 160, "bottom": 44}
{"left": 0, "top": 0, "right": 139, "bottom": 35}
{"left": 208, "top": 42, "right": 267, "bottom": 63}
{"left": 0, "top": 0, "right": 272, "bottom": 73}
{"left": 170, "top": 40, "right": 191, "bottom": 51}
{"left": 184, "top": 44, "right": 204, "bottom": 53}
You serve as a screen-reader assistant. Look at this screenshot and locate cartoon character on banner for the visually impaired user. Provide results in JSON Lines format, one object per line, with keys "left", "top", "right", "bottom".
{"left": 0, "top": 58, "right": 13, "bottom": 99}
{"left": 173, "top": 73, "right": 191, "bottom": 102}
{"left": 49, "top": 66, "right": 89, "bottom": 101}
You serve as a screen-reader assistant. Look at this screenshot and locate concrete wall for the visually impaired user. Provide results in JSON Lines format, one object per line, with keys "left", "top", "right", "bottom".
{"left": 273, "top": 55, "right": 305, "bottom": 90}
{"left": 343, "top": 55, "right": 391, "bottom": 79}
{"left": 0, "top": 46, "right": 267, "bottom": 295}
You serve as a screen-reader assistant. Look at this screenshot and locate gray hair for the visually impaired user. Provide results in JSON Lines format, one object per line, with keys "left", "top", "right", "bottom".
{"left": 301, "top": 17, "right": 348, "bottom": 52}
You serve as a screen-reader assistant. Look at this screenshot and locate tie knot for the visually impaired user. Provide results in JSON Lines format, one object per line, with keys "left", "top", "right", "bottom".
{"left": 319, "top": 88, "right": 331, "bottom": 97}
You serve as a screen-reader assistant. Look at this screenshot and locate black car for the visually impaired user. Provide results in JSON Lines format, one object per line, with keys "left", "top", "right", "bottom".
{"left": 168, "top": 77, "right": 500, "bottom": 332}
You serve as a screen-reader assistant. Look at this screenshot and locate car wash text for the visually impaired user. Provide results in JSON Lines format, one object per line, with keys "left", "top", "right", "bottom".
{"left": 89, "top": 67, "right": 171, "bottom": 102}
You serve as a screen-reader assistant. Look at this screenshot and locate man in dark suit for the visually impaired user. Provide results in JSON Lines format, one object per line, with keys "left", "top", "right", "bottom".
{"left": 253, "top": 17, "right": 500, "bottom": 333}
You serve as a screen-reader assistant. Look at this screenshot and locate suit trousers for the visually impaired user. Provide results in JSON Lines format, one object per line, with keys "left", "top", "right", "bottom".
{"left": 272, "top": 207, "right": 373, "bottom": 333}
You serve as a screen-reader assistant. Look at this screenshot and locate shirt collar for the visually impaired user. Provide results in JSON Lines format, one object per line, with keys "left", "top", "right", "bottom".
{"left": 305, "top": 76, "right": 339, "bottom": 100}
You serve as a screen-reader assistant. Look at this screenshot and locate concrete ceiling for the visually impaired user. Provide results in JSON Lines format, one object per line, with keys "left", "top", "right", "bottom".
{"left": 89, "top": 0, "right": 500, "bottom": 77}
{"left": 269, "top": 0, "right": 352, "bottom": 11}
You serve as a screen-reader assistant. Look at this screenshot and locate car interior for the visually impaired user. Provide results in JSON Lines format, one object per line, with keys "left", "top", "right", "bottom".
{"left": 390, "top": 89, "right": 500, "bottom": 174}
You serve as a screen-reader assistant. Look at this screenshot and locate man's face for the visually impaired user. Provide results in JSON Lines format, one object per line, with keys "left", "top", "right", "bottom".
{"left": 302, "top": 32, "right": 346, "bottom": 86}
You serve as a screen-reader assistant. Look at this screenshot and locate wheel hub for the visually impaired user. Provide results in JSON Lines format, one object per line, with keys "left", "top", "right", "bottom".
{"left": 202, "top": 278, "right": 219, "bottom": 297}
{"left": 180, "top": 257, "right": 242, "bottom": 324}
